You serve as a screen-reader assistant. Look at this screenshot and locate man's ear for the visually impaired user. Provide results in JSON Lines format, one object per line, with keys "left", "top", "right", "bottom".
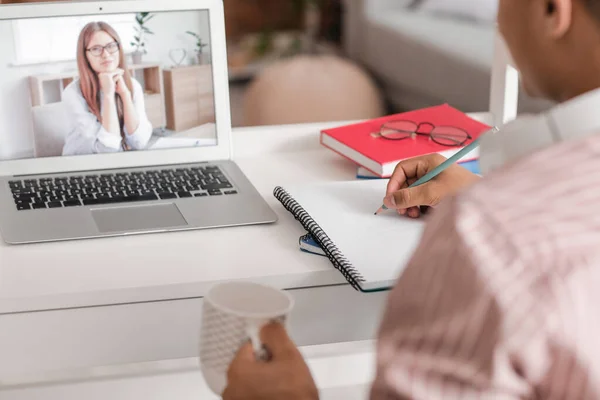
{"left": 544, "top": 0, "right": 573, "bottom": 38}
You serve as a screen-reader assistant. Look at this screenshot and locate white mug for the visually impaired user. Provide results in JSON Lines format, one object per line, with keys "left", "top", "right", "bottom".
{"left": 199, "top": 281, "right": 294, "bottom": 395}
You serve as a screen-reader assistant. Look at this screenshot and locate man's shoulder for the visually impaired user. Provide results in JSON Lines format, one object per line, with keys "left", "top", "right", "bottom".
{"left": 471, "top": 133, "right": 598, "bottom": 200}
{"left": 456, "top": 133, "right": 600, "bottom": 240}
{"left": 435, "top": 135, "right": 600, "bottom": 308}
{"left": 420, "top": 160, "right": 550, "bottom": 299}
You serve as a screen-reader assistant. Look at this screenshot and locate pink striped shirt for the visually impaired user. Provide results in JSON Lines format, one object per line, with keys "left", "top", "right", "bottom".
{"left": 370, "top": 90, "right": 600, "bottom": 399}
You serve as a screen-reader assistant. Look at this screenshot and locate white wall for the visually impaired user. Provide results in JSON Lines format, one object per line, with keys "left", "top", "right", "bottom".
{"left": 0, "top": 10, "right": 211, "bottom": 161}
{"left": 144, "top": 11, "right": 211, "bottom": 69}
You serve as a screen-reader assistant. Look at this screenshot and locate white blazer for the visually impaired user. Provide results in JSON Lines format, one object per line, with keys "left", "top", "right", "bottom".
{"left": 61, "top": 77, "right": 153, "bottom": 156}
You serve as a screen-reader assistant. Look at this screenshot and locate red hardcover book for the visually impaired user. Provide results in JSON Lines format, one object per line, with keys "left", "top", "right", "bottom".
{"left": 320, "top": 104, "right": 492, "bottom": 177}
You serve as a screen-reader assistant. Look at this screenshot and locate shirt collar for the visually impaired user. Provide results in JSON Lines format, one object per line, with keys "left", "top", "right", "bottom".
{"left": 479, "top": 87, "right": 600, "bottom": 175}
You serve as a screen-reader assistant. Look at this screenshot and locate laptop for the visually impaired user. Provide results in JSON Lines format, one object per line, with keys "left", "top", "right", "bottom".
{"left": 0, "top": 0, "right": 278, "bottom": 244}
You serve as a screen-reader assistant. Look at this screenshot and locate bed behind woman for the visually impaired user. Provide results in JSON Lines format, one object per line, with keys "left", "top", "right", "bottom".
{"left": 342, "top": 0, "right": 554, "bottom": 114}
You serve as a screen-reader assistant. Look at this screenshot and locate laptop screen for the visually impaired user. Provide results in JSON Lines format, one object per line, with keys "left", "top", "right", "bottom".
{"left": 0, "top": 9, "right": 217, "bottom": 161}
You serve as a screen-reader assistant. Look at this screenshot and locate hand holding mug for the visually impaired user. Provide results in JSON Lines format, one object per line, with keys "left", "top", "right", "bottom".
{"left": 223, "top": 322, "right": 318, "bottom": 400}
{"left": 199, "top": 281, "right": 296, "bottom": 396}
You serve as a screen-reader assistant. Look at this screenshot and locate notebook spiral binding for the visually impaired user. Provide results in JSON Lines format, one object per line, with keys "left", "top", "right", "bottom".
{"left": 273, "top": 186, "right": 365, "bottom": 291}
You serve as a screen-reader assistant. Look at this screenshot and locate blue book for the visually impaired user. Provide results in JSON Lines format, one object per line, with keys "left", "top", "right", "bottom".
{"left": 356, "top": 159, "right": 480, "bottom": 179}
{"left": 299, "top": 233, "right": 325, "bottom": 256}
{"left": 456, "top": 159, "right": 481, "bottom": 174}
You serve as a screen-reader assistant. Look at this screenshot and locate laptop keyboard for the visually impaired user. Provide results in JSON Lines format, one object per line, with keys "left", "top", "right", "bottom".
{"left": 8, "top": 165, "right": 237, "bottom": 211}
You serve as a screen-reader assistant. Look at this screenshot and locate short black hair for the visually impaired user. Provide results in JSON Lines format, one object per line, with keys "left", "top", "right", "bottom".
{"left": 586, "top": 0, "right": 600, "bottom": 19}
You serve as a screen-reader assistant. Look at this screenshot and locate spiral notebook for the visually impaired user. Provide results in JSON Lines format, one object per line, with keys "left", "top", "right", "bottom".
{"left": 274, "top": 179, "right": 426, "bottom": 292}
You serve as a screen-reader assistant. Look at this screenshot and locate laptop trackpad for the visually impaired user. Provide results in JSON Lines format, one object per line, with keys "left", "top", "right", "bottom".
{"left": 92, "top": 203, "right": 188, "bottom": 233}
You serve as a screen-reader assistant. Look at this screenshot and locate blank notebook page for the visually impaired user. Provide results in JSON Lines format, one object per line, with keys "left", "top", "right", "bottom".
{"left": 280, "top": 179, "right": 426, "bottom": 291}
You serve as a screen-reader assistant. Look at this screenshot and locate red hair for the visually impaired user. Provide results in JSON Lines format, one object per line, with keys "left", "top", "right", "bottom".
{"left": 76, "top": 22, "right": 133, "bottom": 148}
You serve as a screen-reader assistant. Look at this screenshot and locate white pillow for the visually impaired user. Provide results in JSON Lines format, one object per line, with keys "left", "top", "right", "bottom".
{"left": 415, "top": 0, "right": 498, "bottom": 24}
{"left": 369, "top": 0, "right": 417, "bottom": 10}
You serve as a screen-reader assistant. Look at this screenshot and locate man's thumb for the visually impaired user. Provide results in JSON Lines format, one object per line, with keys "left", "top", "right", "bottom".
{"left": 260, "top": 321, "right": 296, "bottom": 359}
{"left": 384, "top": 185, "right": 433, "bottom": 209}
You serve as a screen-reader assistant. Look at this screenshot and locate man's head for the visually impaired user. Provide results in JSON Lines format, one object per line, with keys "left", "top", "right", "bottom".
{"left": 498, "top": 0, "right": 600, "bottom": 102}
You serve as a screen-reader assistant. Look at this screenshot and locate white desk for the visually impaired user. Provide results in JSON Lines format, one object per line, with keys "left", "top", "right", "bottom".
{"left": 0, "top": 121, "right": 368, "bottom": 313}
{"left": 0, "top": 120, "right": 394, "bottom": 384}
{"left": 1, "top": 342, "right": 376, "bottom": 399}
{"left": 0, "top": 114, "right": 493, "bottom": 392}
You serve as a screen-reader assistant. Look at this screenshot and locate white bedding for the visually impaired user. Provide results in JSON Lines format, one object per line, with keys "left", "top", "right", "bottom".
{"left": 364, "top": 9, "right": 495, "bottom": 111}
{"left": 411, "top": 0, "right": 498, "bottom": 23}
{"left": 373, "top": 9, "right": 495, "bottom": 70}
{"left": 361, "top": 8, "right": 554, "bottom": 113}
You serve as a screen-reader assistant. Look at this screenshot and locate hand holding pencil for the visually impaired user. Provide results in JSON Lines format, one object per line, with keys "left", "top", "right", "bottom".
{"left": 376, "top": 151, "right": 482, "bottom": 218}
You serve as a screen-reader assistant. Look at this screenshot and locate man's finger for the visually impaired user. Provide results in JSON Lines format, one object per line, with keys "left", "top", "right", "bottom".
{"left": 226, "top": 341, "right": 257, "bottom": 382}
{"left": 386, "top": 163, "right": 408, "bottom": 195}
{"left": 233, "top": 341, "right": 257, "bottom": 363}
{"left": 407, "top": 206, "right": 421, "bottom": 218}
{"left": 386, "top": 157, "right": 431, "bottom": 195}
{"left": 384, "top": 183, "right": 436, "bottom": 210}
{"left": 260, "top": 322, "right": 297, "bottom": 360}
{"left": 221, "top": 386, "right": 234, "bottom": 400}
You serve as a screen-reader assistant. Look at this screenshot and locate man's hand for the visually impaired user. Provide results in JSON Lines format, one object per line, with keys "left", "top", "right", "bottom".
{"left": 383, "top": 153, "right": 480, "bottom": 218}
{"left": 222, "top": 322, "right": 319, "bottom": 400}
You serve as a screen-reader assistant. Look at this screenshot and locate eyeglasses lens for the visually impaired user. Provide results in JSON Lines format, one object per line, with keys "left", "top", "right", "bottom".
{"left": 89, "top": 42, "right": 119, "bottom": 56}
{"left": 430, "top": 126, "right": 469, "bottom": 146}
{"left": 380, "top": 121, "right": 417, "bottom": 140}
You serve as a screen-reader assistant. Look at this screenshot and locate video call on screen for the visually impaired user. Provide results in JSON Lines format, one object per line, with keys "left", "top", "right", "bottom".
{"left": 0, "top": 10, "right": 217, "bottom": 161}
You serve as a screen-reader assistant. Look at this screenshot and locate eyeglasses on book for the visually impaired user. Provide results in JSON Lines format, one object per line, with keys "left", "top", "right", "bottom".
{"left": 371, "top": 120, "right": 472, "bottom": 147}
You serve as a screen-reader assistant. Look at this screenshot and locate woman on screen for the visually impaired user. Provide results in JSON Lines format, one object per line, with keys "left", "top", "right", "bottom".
{"left": 62, "top": 21, "right": 152, "bottom": 156}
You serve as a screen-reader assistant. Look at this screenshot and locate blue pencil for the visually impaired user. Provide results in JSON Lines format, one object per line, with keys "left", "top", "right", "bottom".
{"left": 374, "top": 127, "right": 498, "bottom": 215}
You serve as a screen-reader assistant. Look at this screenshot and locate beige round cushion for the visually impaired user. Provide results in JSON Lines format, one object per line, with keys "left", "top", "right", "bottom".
{"left": 243, "top": 54, "right": 385, "bottom": 126}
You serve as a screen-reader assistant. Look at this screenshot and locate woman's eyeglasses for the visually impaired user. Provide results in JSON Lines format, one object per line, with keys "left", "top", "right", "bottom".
{"left": 87, "top": 42, "right": 120, "bottom": 57}
{"left": 371, "top": 120, "right": 472, "bottom": 147}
